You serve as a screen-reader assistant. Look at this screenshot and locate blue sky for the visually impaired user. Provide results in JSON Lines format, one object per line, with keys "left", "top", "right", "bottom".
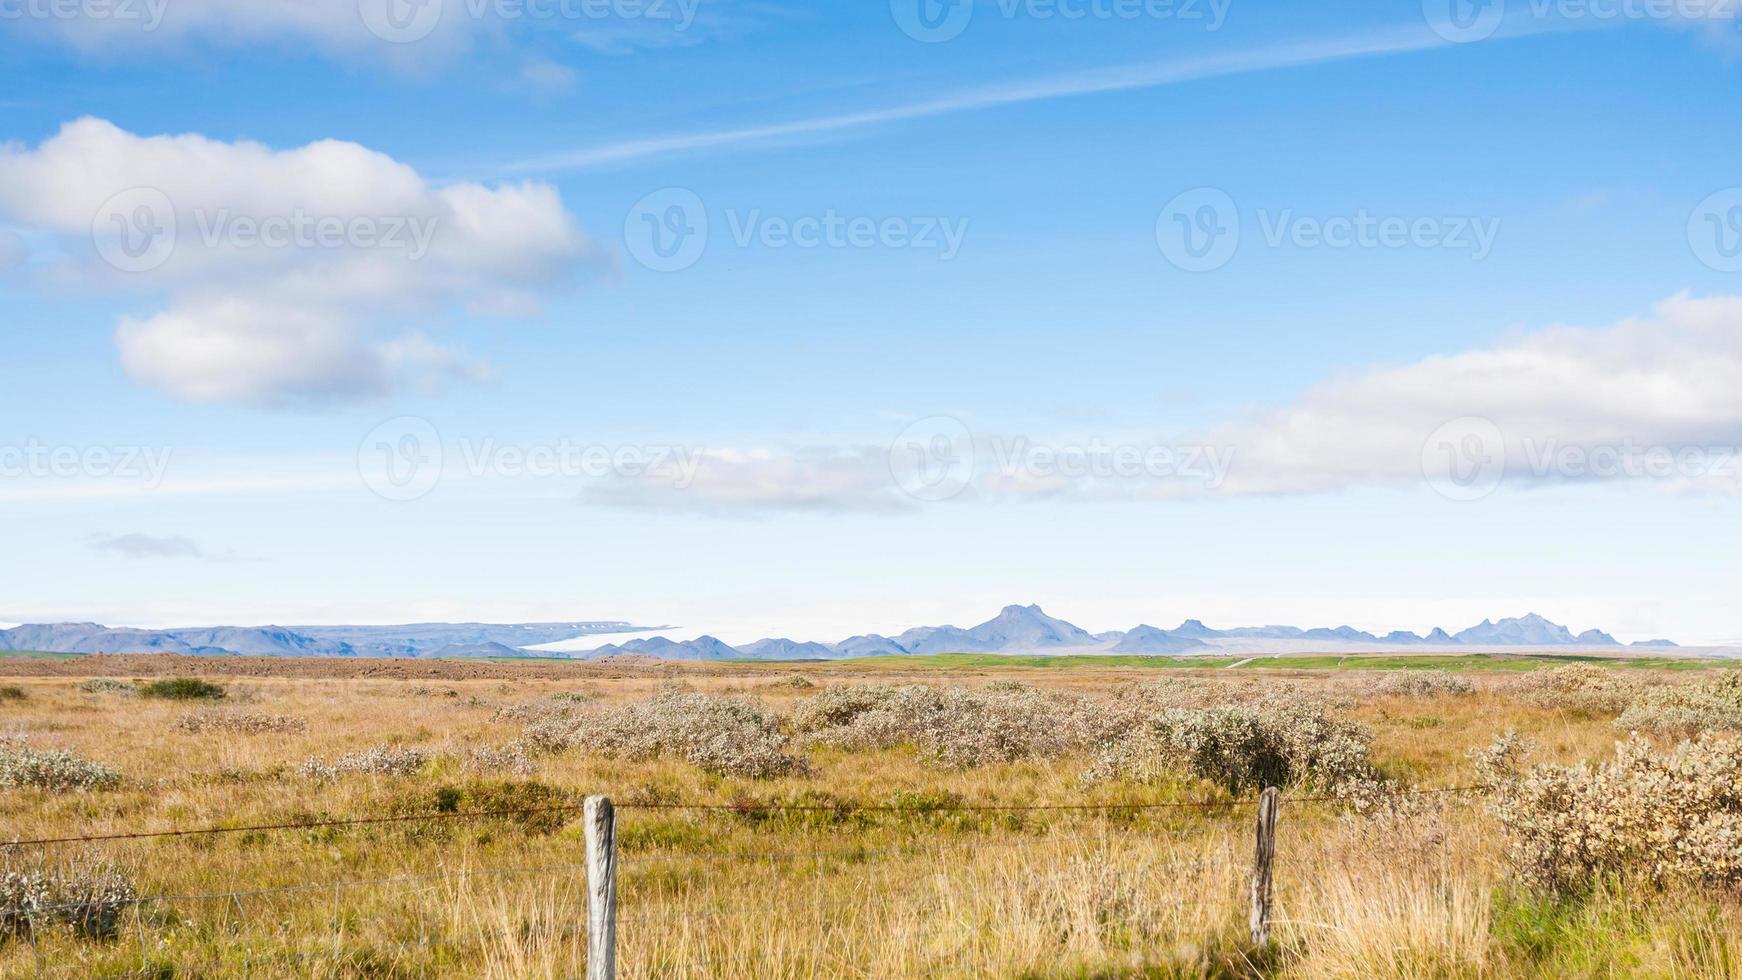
{"left": 2, "top": 0, "right": 1741, "bottom": 644}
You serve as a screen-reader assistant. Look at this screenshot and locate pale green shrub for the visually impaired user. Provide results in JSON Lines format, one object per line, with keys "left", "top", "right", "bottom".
{"left": 1615, "top": 673, "right": 1742, "bottom": 734}
{"left": 525, "top": 692, "right": 807, "bottom": 779}
{"left": 0, "top": 736, "right": 120, "bottom": 791}
{"left": 1508, "top": 664, "right": 1637, "bottom": 713}
{"left": 1368, "top": 670, "right": 1474, "bottom": 697}
{"left": 464, "top": 743, "right": 535, "bottom": 776}
{"left": 300, "top": 745, "right": 429, "bottom": 781}
{"left": 0, "top": 862, "right": 136, "bottom": 941}
{"left": 790, "top": 684, "right": 1100, "bottom": 768}
{"left": 1082, "top": 696, "right": 1377, "bottom": 798}
{"left": 1476, "top": 731, "right": 1742, "bottom": 893}
{"left": 76, "top": 679, "right": 134, "bottom": 697}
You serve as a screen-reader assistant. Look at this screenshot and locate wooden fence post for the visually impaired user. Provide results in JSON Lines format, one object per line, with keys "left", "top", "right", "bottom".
{"left": 585, "top": 795, "right": 618, "bottom": 980}
{"left": 1249, "top": 786, "right": 1279, "bottom": 947}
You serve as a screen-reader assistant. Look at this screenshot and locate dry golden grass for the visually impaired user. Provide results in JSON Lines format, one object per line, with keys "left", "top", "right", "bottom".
{"left": 0, "top": 664, "right": 1739, "bottom": 978}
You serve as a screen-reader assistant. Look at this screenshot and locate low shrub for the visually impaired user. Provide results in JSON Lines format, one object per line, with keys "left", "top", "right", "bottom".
{"left": 1476, "top": 731, "right": 1742, "bottom": 893}
{"left": 464, "top": 743, "right": 535, "bottom": 776}
{"left": 1615, "top": 673, "right": 1742, "bottom": 734}
{"left": 0, "top": 736, "right": 120, "bottom": 791}
{"left": 791, "top": 683, "right": 1100, "bottom": 768}
{"left": 493, "top": 698, "right": 581, "bottom": 724}
{"left": 0, "top": 688, "right": 24, "bottom": 702}
{"left": 175, "top": 711, "right": 307, "bottom": 735}
{"left": 300, "top": 745, "right": 429, "bottom": 781}
{"left": 137, "top": 678, "right": 226, "bottom": 701}
{"left": 1368, "top": 670, "right": 1475, "bottom": 697}
{"left": 525, "top": 691, "right": 808, "bottom": 779}
{"left": 1507, "top": 664, "right": 1635, "bottom": 714}
{"left": 77, "top": 679, "right": 134, "bottom": 697}
{"left": 1082, "top": 696, "right": 1378, "bottom": 798}
{"left": 0, "top": 862, "right": 137, "bottom": 941}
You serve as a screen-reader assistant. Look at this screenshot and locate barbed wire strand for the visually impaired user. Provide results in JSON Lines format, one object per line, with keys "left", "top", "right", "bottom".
{"left": 0, "top": 784, "right": 1489, "bottom": 850}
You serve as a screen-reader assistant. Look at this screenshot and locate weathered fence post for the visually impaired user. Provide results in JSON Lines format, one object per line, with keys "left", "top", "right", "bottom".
{"left": 585, "top": 795, "right": 618, "bottom": 980}
{"left": 1249, "top": 786, "right": 1279, "bottom": 947}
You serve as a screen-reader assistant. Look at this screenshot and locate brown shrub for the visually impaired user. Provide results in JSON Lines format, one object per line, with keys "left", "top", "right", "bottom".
{"left": 175, "top": 711, "right": 308, "bottom": 735}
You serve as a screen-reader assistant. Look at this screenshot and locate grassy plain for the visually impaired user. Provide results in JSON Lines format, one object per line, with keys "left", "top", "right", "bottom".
{"left": 0, "top": 654, "right": 1738, "bottom": 978}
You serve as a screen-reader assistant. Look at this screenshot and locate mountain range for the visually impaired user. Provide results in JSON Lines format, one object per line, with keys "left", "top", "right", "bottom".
{"left": 0, "top": 608, "right": 1681, "bottom": 661}
{"left": 576, "top": 606, "right": 1680, "bottom": 661}
{"left": 0, "top": 622, "right": 652, "bottom": 658}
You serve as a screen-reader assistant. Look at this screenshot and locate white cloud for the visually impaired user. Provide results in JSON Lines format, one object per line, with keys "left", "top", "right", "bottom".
{"left": 1206, "top": 292, "right": 1742, "bottom": 496}
{"left": 584, "top": 294, "right": 1742, "bottom": 512}
{"left": 7, "top": 0, "right": 477, "bottom": 65}
{"left": 0, "top": 117, "right": 589, "bottom": 407}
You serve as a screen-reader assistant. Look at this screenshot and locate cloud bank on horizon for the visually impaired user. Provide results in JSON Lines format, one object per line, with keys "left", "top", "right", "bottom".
{"left": 581, "top": 292, "right": 1742, "bottom": 511}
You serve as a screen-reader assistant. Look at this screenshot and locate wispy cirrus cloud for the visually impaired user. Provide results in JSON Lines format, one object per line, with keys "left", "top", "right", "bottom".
{"left": 503, "top": 22, "right": 1560, "bottom": 172}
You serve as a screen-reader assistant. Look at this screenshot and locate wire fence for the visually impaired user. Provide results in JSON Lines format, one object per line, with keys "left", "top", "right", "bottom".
{"left": 1, "top": 784, "right": 1490, "bottom": 977}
